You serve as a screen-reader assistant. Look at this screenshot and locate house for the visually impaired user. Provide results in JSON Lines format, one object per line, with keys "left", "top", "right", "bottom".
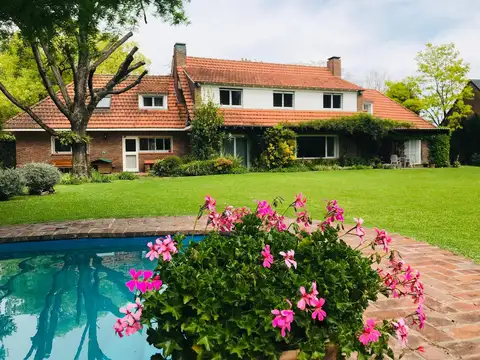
{"left": 4, "top": 43, "right": 441, "bottom": 171}
{"left": 442, "top": 80, "right": 480, "bottom": 164}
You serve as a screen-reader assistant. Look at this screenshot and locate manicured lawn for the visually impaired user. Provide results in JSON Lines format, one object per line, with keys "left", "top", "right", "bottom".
{"left": 1, "top": 167, "right": 480, "bottom": 260}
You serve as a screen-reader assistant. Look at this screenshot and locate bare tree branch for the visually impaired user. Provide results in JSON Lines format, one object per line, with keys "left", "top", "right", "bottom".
{"left": 0, "top": 81, "right": 57, "bottom": 135}
{"left": 40, "top": 41, "right": 72, "bottom": 110}
{"left": 90, "top": 32, "right": 133, "bottom": 71}
{"left": 107, "top": 70, "right": 148, "bottom": 95}
{"left": 31, "top": 42, "right": 71, "bottom": 119}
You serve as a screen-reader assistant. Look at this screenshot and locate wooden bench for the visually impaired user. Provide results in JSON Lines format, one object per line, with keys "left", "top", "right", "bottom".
{"left": 51, "top": 159, "right": 73, "bottom": 169}
{"left": 144, "top": 160, "right": 157, "bottom": 172}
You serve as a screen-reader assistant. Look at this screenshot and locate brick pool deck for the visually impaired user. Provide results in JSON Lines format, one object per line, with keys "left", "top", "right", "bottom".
{"left": 1, "top": 217, "right": 480, "bottom": 359}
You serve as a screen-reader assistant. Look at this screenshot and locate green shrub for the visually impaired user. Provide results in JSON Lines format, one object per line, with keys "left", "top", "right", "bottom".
{"left": 179, "top": 159, "right": 215, "bottom": 176}
{"left": 60, "top": 172, "right": 88, "bottom": 185}
{"left": 21, "top": 163, "right": 61, "bottom": 194}
{"left": 115, "top": 171, "right": 138, "bottom": 180}
{"left": 0, "top": 168, "right": 23, "bottom": 200}
{"left": 213, "top": 155, "right": 244, "bottom": 174}
{"left": 91, "top": 170, "right": 112, "bottom": 183}
{"left": 339, "top": 156, "right": 372, "bottom": 167}
{"left": 151, "top": 156, "right": 183, "bottom": 177}
{"left": 259, "top": 125, "right": 296, "bottom": 169}
{"left": 428, "top": 134, "right": 450, "bottom": 167}
{"left": 471, "top": 153, "right": 480, "bottom": 166}
{"left": 191, "top": 99, "right": 225, "bottom": 160}
{"left": 296, "top": 158, "right": 338, "bottom": 169}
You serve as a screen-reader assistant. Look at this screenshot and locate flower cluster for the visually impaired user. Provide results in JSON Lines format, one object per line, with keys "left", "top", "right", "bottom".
{"left": 146, "top": 235, "right": 178, "bottom": 262}
{"left": 256, "top": 200, "right": 287, "bottom": 232}
{"left": 374, "top": 228, "right": 392, "bottom": 253}
{"left": 203, "top": 196, "right": 251, "bottom": 232}
{"left": 319, "top": 199, "right": 345, "bottom": 230}
{"left": 114, "top": 298, "right": 143, "bottom": 337}
{"left": 126, "top": 269, "right": 163, "bottom": 293}
{"left": 271, "top": 300, "right": 295, "bottom": 337}
{"left": 359, "top": 319, "right": 381, "bottom": 345}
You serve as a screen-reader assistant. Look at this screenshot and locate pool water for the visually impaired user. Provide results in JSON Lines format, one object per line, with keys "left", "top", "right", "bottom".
{"left": 0, "top": 236, "right": 203, "bottom": 360}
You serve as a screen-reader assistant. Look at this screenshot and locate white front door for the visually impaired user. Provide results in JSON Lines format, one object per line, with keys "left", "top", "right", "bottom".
{"left": 123, "top": 137, "right": 139, "bottom": 172}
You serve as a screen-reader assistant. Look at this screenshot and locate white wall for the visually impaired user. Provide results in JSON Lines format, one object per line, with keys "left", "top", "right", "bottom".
{"left": 200, "top": 85, "right": 358, "bottom": 111}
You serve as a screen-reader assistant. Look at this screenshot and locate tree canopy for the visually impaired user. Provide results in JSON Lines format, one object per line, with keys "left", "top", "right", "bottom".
{"left": 385, "top": 77, "right": 424, "bottom": 115}
{"left": 0, "top": 0, "right": 188, "bottom": 175}
{"left": 416, "top": 43, "right": 473, "bottom": 128}
{"left": 0, "top": 34, "right": 150, "bottom": 126}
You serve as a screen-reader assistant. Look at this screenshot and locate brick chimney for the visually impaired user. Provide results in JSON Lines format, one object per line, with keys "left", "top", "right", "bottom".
{"left": 327, "top": 56, "right": 341, "bottom": 77}
{"left": 173, "top": 43, "right": 187, "bottom": 67}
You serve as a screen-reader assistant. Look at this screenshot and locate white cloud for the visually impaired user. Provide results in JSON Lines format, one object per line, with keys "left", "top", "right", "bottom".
{"left": 132, "top": 0, "right": 480, "bottom": 83}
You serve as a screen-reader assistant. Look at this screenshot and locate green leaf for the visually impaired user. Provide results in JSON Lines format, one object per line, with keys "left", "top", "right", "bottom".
{"left": 197, "top": 336, "right": 212, "bottom": 351}
{"left": 183, "top": 295, "right": 193, "bottom": 304}
{"left": 157, "top": 340, "right": 182, "bottom": 357}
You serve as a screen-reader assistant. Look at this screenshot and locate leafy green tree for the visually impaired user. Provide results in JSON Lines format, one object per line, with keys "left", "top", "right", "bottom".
{"left": 191, "top": 99, "right": 225, "bottom": 160}
{"left": 415, "top": 43, "right": 473, "bottom": 128}
{"left": 0, "top": 0, "right": 187, "bottom": 176}
{"left": 385, "top": 77, "right": 424, "bottom": 115}
{"left": 0, "top": 34, "right": 150, "bottom": 126}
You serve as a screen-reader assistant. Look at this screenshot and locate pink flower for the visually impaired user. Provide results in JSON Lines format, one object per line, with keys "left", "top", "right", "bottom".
{"left": 417, "top": 304, "right": 426, "bottom": 329}
{"left": 294, "top": 193, "right": 307, "bottom": 209}
{"left": 204, "top": 195, "right": 216, "bottom": 211}
{"left": 358, "top": 319, "right": 381, "bottom": 345}
{"left": 326, "top": 199, "right": 344, "bottom": 223}
{"left": 157, "top": 235, "right": 178, "bottom": 262}
{"left": 125, "top": 268, "right": 143, "bottom": 292}
{"left": 392, "top": 318, "right": 409, "bottom": 347}
{"left": 115, "top": 298, "right": 144, "bottom": 337}
{"left": 354, "top": 218, "right": 366, "bottom": 243}
{"left": 311, "top": 298, "right": 327, "bottom": 321}
{"left": 261, "top": 245, "right": 274, "bottom": 268}
{"left": 417, "top": 346, "right": 425, "bottom": 353}
{"left": 256, "top": 200, "right": 274, "bottom": 217}
{"left": 146, "top": 241, "right": 159, "bottom": 261}
{"left": 279, "top": 250, "right": 297, "bottom": 269}
{"left": 374, "top": 228, "right": 392, "bottom": 253}
{"left": 297, "top": 282, "right": 319, "bottom": 310}
{"left": 296, "top": 211, "right": 311, "bottom": 228}
{"left": 272, "top": 300, "right": 295, "bottom": 337}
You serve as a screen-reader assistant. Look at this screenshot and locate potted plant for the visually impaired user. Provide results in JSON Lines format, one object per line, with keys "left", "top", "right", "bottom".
{"left": 114, "top": 195, "right": 425, "bottom": 359}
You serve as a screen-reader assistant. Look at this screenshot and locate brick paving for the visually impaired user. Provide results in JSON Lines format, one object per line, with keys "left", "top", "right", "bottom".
{"left": 1, "top": 217, "right": 480, "bottom": 359}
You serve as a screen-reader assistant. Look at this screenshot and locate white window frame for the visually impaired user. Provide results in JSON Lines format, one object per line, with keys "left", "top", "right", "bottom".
{"left": 51, "top": 136, "right": 89, "bottom": 155}
{"left": 219, "top": 88, "right": 243, "bottom": 107}
{"left": 139, "top": 94, "right": 168, "bottom": 110}
{"left": 363, "top": 102, "right": 373, "bottom": 114}
{"left": 96, "top": 96, "right": 112, "bottom": 109}
{"left": 296, "top": 135, "right": 339, "bottom": 159}
{"left": 323, "top": 93, "right": 343, "bottom": 110}
{"left": 223, "top": 135, "right": 250, "bottom": 167}
{"left": 138, "top": 136, "right": 173, "bottom": 153}
{"left": 404, "top": 139, "right": 422, "bottom": 165}
{"left": 273, "top": 91, "right": 295, "bottom": 108}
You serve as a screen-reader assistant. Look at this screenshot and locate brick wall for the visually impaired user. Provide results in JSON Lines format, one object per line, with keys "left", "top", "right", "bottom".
{"left": 421, "top": 139, "right": 430, "bottom": 164}
{"left": 15, "top": 131, "right": 190, "bottom": 172}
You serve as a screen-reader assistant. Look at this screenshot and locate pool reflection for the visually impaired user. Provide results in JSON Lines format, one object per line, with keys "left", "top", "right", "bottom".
{"left": 0, "top": 244, "right": 156, "bottom": 360}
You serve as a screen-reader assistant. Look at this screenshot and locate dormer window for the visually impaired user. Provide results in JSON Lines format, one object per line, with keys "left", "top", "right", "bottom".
{"left": 323, "top": 93, "right": 342, "bottom": 109}
{"left": 363, "top": 102, "right": 373, "bottom": 114}
{"left": 96, "top": 96, "right": 111, "bottom": 109}
{"left": 139, "top": 95, "right": 167, "bottom": 109}
{"left": 273, "top": 91, "right": 294, "bottom": 108}
{"left": 219, "top": 88, "right": 242, "bottom": 106}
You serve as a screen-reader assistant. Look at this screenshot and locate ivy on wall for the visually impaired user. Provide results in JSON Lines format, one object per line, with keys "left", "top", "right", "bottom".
{"left": 428, "top": 134, "right": 451, "bottom": 167}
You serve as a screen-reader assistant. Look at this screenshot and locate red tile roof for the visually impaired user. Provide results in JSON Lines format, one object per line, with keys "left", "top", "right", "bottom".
{"left": 183, "top": 57, "right": 363, "bottom": 91}
{"left": 363, "top": 89, "right": 434, "bottom": 129}
{"left": 5, "top": 75, "right": 187, "bottom": 130}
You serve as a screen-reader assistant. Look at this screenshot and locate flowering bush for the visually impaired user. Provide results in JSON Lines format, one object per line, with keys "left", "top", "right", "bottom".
{"left": 259, "top": 125, "right": 296, "bottom": 169}
{"left": 115, "top": 194, "right": 425, "bottom": 359}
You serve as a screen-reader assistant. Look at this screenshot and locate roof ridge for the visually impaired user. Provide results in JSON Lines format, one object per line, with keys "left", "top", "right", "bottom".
{"left": 186, "top": 56, "right": 329, "bottom": 69}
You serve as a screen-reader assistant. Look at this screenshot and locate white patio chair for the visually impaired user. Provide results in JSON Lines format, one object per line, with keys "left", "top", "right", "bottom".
{"left": 390, "top": 155, "right": 400, "bottom": 168}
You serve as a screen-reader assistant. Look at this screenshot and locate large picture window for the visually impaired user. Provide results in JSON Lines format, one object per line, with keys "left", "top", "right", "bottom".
{"left": 139, "top": 137, "right": 172, "bottom": 152}
{"left": 296, "top": 136, "right": 338, "bottom": 159}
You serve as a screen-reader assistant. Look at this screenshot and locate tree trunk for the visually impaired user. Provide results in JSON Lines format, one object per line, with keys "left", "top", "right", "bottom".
{"left": 72, "top": 141, "right": 89, "bottom": 177}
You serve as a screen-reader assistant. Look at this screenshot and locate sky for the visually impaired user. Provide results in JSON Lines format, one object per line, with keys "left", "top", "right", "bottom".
{"left": 132, "top": 0, "right": 480, "bottom": 85}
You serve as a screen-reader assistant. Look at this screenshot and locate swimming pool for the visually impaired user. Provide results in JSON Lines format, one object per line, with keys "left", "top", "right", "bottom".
{"left": 0, "top": 236, "right": 203, "bottom": 360}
